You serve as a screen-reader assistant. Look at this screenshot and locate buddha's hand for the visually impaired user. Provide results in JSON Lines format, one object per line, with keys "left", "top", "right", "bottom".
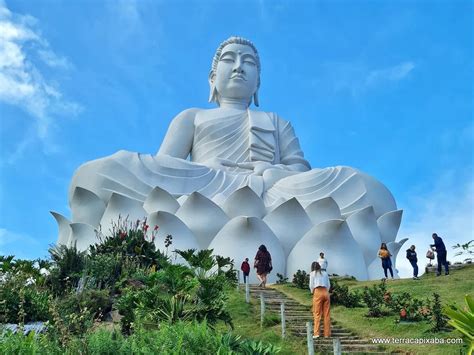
{"left": 235, "top": 161, "right": 283, "bottom": 175}
{"left": 203, "top": 157, "right": 238, "bottom": 171}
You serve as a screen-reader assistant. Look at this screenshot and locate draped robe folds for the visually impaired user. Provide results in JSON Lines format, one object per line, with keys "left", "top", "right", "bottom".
{"left": 69, "top": 109, "right": 396, "bottom": 218}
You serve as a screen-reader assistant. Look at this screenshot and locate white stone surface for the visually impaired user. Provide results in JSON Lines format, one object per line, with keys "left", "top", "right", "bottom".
{"left": 287, "top": 220, "right": 368, "bottom": 280}
{"left": 70, "top": 187, "right": 106, "bottom": 227}
{"left": 208, "top": 216, "right": 285, "bottom": 284}
{"left": 263, "top": 197, "right": 312, "bottom": 257}
{"left": 147, "top": 211, "right": 199, "bottom": 263}
{"left": 143, "top": 186, "right": 180, "bottom": 214}
{"left": 51, "top": 212, "right": 72, "bottom": 247}
{"left": 54, "top": 36, "right": 406, "bottom": 281}
{"left": 70, "top": 223, "right": 98, "bottom": 252}
{"left": 175, "top": 192, "right": 229, "bottom": 249}
{"left": 345, "top": 206, "right": 382, "bottom": 267}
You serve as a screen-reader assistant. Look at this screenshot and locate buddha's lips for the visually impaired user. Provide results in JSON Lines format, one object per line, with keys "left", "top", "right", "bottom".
{"left": 230, "top": 74, "right": 246, "bottom": 81}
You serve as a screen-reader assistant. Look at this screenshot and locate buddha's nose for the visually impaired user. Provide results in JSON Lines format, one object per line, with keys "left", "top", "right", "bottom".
{"left": 232, "top": 59, "right": 244, "bottom": 73}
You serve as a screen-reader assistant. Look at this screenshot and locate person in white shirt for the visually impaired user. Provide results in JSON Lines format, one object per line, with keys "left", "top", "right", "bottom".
{"left": 317, "top": 252, "right": 328, "bottom": 271}
{"left": 309, "top": 261, "right": 331, "bottom": 338}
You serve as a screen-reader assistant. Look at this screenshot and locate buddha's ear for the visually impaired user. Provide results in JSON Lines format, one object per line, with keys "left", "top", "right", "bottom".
{"left": 253, "top": 90, "right": 259, "bottom": 107}
{"left": 208, "top": 70, "right": 218, "bottom": 104}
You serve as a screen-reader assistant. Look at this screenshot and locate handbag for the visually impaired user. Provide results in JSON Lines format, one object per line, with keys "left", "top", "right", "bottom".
{"left": 426, "top": 250, "right": 435, "bottom": 260}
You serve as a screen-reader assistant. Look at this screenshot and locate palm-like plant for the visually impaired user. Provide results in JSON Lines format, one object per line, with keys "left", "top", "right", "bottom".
{"left": 444, "top": 295, "right": 474, "bottom": 355}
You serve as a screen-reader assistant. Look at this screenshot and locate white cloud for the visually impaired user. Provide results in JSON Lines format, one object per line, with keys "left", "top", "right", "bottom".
{"left": 365, "top": 61, "right": 415, "bottom": 86}
{"left": 0, "top": 1, "right": 81, "bottom": 162}
{"left": 0, "top": 227, "right": 42, "bottom": 259}
{"left": 324, "top": 61, "right": 416, "bottom": 97}
{"left": 396, "top": 174, "right": 474, "bottom": 277}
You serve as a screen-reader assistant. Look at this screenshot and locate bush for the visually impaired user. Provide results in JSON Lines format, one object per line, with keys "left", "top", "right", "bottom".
{"left": 362, "top": 280, "right": 390, "bottom": 317}
{"left": 91, "top": 217, "right": 169, "bottom": 270}
{"left": 48, "top": 245, "right": 86, "bottom": 295}
{"left": 275, "top": 273, "right": 288, "bottom": 284}
{"left": 430, "top": 293, "right": 448, "bottom": 332}
{"left": 85, "top": 253, "right": 122, "bottom": 289}
{"left": 387, "top": 292, "right": 427, "bottom": 322}
{"left": 0, "top": 272, "right": 51, "bottom": 323}
{"left": 292, "top": 270, "right": 309, "bottom": 289}
{"left": 330, "top": 279, "right": 362, "bottom": 308}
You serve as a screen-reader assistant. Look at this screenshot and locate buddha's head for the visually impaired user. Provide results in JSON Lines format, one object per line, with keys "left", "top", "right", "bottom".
{"left": 209, "top": 36, "right": 261, "bottom": 107}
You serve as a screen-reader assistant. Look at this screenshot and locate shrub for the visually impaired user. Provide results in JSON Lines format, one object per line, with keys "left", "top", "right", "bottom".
{"left": 91, "top": 216, "right": 168, "bottom": 270}
{"left": 387, "top": 292, "right": 426, "bottom": 322}
{"left": 330, "top": 279, "right": 362, "bottom": 308}
{"left": 430, "top": 293, "right": 449, "bottom": 332}
{"left": 292, "top": 270, "right": 309, "bottom": 289}
{"left": 275, "top": 273, "right": 288, "bottom": 284}
{"left": 48, "top": 245, "right": 86, "bottom": 295}
{"left": 85, "top": 253, "right": 122, "bottom": 289}
{"left": 0, "top": 272, "right": 51, "bottom": 323}
{"left": 362, "top": 280, "right": 390, "bottom": 317}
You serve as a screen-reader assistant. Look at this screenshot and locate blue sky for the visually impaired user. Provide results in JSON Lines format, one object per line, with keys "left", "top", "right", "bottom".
{"left": 0, "top": 0, "right": 472, "bottom": 277}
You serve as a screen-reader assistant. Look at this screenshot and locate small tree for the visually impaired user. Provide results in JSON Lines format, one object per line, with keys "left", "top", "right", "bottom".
{"left": 431, "top": 293, "right": 448, "bottom": 332}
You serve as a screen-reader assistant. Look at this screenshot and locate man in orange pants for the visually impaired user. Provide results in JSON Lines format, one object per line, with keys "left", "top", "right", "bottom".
{"left": 309, "top": 261, "right": 331, "bottom": 338}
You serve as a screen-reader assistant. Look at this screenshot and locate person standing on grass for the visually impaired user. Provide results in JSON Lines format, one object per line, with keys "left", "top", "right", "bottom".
{"left": 309, "top": 261, "right": 331, "bottom": 339}
{"left": 378, "top": 243, "right": 394, "bottom": 279}
{"left": 430, "top": 233, "right": 449, "bottom": 276}
{"left": 254, "top": 245, "right": 272, "bottom": 288}
{"left": 406, "top": 245, "right": 419, "bottom": 280}
{"left": 317, "top": 252, "right": 328, "bottom": 272}
{"left": 240, "top": 258, "right": 250, "bottom": 284}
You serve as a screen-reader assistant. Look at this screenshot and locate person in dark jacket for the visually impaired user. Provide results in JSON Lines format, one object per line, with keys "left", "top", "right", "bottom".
{"left": 406, "top": 245, "right": 419, "bottom": 280}
{"left": 241, "top": 258, "right": 250, "bottom": 284}
{"left": 430, "top": 233, "right": 449, "bottom": 276}
{"left": 254, "top": 245, "right": 272, "bottom": 288}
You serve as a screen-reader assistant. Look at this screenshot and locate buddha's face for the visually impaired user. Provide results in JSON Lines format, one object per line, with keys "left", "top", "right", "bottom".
{"left": 213, "top": 43, "right": 259, "bottom": 103}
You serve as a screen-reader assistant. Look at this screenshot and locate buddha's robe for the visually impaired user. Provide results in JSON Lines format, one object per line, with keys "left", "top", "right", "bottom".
{"left": 69, "top": 109, "right": 396, "bottom": 218}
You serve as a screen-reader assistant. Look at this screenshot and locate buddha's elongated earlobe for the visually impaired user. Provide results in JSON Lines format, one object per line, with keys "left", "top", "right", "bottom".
{"left": 253, "top": 90, "right": 259, "bottom": 107}
{"left": 208, "top": 71, "right": 219, "bottom": 104}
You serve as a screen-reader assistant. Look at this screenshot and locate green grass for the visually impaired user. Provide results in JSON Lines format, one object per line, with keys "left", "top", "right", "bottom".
{"left": 218, "top": 288, "right": 307, "bottom": 355}
{"left": 272, "top": 264, "right": 474, "bottom": 355}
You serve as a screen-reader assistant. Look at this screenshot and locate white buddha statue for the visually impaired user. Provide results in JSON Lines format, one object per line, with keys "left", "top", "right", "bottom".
{"left": 56, "top": 37, "right": 405, "bottom": 282}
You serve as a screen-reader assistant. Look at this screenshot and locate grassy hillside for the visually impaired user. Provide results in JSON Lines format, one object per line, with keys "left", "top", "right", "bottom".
{"left": 272, "top": 264, "right": 474, "bottom": 354}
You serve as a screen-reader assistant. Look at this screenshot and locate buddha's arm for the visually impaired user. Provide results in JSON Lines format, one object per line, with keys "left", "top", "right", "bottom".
{"left": 156, "top": 108, "right": 198, "bottom": 159}
{"left": 276, "top": 117, "right": 311, "bottom": 172}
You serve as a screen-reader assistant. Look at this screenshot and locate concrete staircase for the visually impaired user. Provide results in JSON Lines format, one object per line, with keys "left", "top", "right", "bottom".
{"left": 246, "top": 285, "right": 390, "bottom": 354}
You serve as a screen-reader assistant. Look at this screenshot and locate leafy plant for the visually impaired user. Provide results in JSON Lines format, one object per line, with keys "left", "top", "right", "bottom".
{"left": 48, "top": 244, "right": 86, "bottom": 295}
{"left": 443, "top": 294, "right": 474, "bottom": 354}
{"left": 330, "top": 279, "right": 362, "bottom": 308}
{"left": 430, "top": 292, "right": 448, "bottom": 332}
{"left": 275, "top": 273, "right": 288, "bottom": 284}
{"left": 362, "top": 280, "right": 390, "bottom": 317}
{"left": 292, "top": 270, "right": 309, "bottom": 289}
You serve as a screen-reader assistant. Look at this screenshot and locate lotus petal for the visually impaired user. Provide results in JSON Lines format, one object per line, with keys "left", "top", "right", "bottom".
{"left": 222, "top": 186, "right": 266, "bottom": 218}
{"left": 147, "top": 211, "right": 199, "bottom": 263}
{"left": 177, "top": 195, "right": 189, "bottom": 205}
{"left": 70, "top": 223, "right": 98, "bottom": 252}
{"left": 387, "top": 238, "right": 409, "bottom": 266}
{"left": 51, "top": 212, "right": 72, "bottom": 247}
{"left": 304, "top": 197, "right": 341, "bottom": 226}
{"left": 176, "top": 192, "right": 229, "bottom": 249}
{"left": 70, "top": 187, "right": 106, "bottom": 227}
{"left": 345, "top": 206, "right": 382, "bottom": 267}
{"left": 377, "top": 210, "right": 403, "bottom": 243}
{"left": 358, "top": 172, "right": 397, "bottom": 218}
{"left": 287, "top": 219, "right": 368, "bottom": 280}
{"left": 143, "top": 186, "right": 180, "bottom": 214}
{"left": 263, "top": 198, "right": 312, "bottom": 257}
{"left": 208, "top": 216, "right": 285, "bottom": 284}
{"left": 99, "top": 192, "right": 147, "bottom": 236}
